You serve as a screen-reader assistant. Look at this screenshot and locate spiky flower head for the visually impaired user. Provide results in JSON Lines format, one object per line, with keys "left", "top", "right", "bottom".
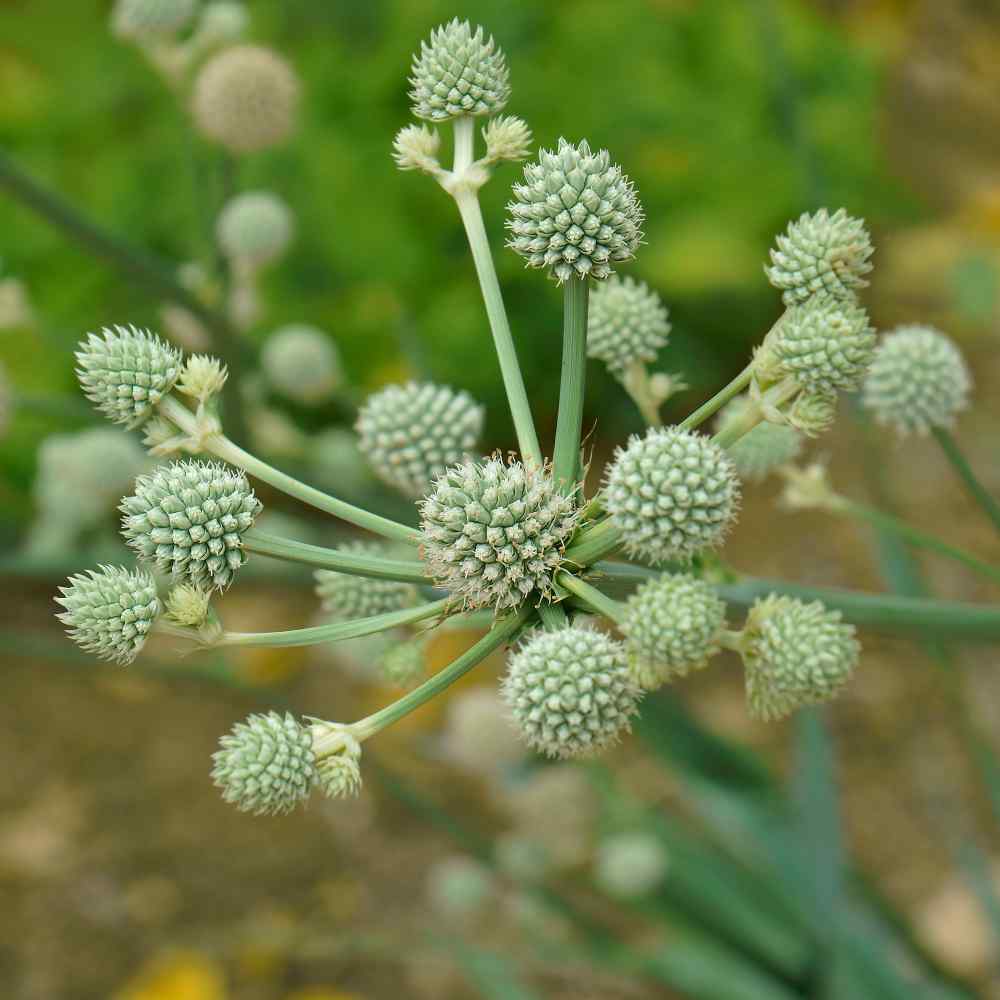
{"left": 502, "top": 626, "right": 640, "bottom": 759}
{"left": 380, "top": 638, "right": 426, "bottom": 687}
{"left": 76, "top": 325, "right": 183, "bottom": 429}
{"left": 507, "top": 138, "right": 644, "bottom": 283}
{"left": 594, "top": 833, "right": 670, "bottom": 899}
{"left": 587, "top": 275, "right": 670, "bottom": 377}
{"left": 717, "top": 397, "right": 802, "bottom": 482}
{"left": 192, "top": 45, "right": 300, "bottom": 154}
{"left": 605, "top": 427, "right": 740, "bottom": 564}
{"left": 111, "top": 0, "right": 197, "bottom": 40}
{"left": 785, "top": 388, "right": 837, "bottom": 437}
{"left": 56, "top": 565, "right": 159, "bottom": 665}
{"left": 313, "top": 542, "right": 416, "bottom": 620}
{"left": 312, "top": 725, "right": 363, "bottom": 800}
{"left": 622, "top": 573, "right": 727, "bottom": 689}
{"left": 482, "top": 115, "right": 532, "bottom": 164}
{"left": 765, "top": 208, "right": 874, "bottom": 307}
{"left": 392, "top": 123, "right": 442, "bottom": 174}
{"left": 164, "top": 582, "right": 212, "bottom": 627}
{"left": 420, "top": 457, "right": 578, "bottom": 610}
{"left": 212, "top": 711, "right": 316, "bottom": 815}
{"left": 261, "top": 325, "right": 342, "bottom": 406}
{"left": 177, "top": 354, "right": 228, "bottom": 404}
{"left": 862, "top": 325, "right": 971, "bottom": 436}
{"left": 740, "top": 595, "right": 859, "bottom": 721}
{"left": 409, "top": 19, "right": 509, "bottom": 122}
{"left": 357, "top": 382, "right": 484, "bottom": 498}
{"left": 216, "top": 191, "right": 294, "bottom": 266}
{"left": 121, "top": 460, "right": 262, "bottom": 591}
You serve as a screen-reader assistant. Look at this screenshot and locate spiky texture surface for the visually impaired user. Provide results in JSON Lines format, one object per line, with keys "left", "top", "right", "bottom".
{"left": 501, "top": 626, "right": 640, "bottom": 759}
{"left": 587, "top": 275, "right": 670, "bottom": 376}
{"left": 741, "top": 595, "right": 859, "bottom": 721}
{"left": 717, "top": 397, "right": 802, "bottom": 482}
{"left": 409, "top": 19, "right": 509, "bottom": 121}
{"left": 379, "top": 639, "right": 426, "bottom": 687}
{"left": 622, "top": 573, "right": 727, "bottom": 689}
{"left": 216, "top": 191, "right": 294, "bottom": 265}
{"left": 765, "top": 208, "right": 874, "bottom": 306}
{"left": 356, "top": 382, "right": 484, "bottom": 498}
{"left": 420, "top": 458, "right": 578, "bottom": 610}
{"left": 605, "top": 427, "right": 740, "bottom": 564}
{"left": 76, "top": 325, "right": 183, "bottom": 429}
{"left": 112, "top": 0, "right": 196, "bottom": 39}
{"left": 483, "top": 115, "right": 532, "bottom": 163}
{"left": 313, "top": 542, "right": 415, "bottom": 620}
{"left": 507, "top": 138, "right": 644, "bottom": 283}
{"left": 56, "top": 565, "right": 159, "bottom": 665}
{"left": 261, "top": 325, "right": 341, "bottom": 405}
{"left": 164, "top": 582, "right": 211, "bottom": 626}
{"left": 212, "top": 712, "right": 316, "bottom": 815}
{"left": 862, "top": 325, "right": 971, "bottom": 436}
{"left": 121, "top": 460, "right": 262, "bottom": 591}
{"left": 594, "top": 833, "right": 670, "bottom": 899}
{"left": 785, "top": 388, "right": 837, "bottom": 437}
{"left": 314, "top": 729, "right": 363, "bottom": 800}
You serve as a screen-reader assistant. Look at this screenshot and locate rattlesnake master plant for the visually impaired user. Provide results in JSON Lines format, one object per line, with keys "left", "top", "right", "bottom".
{"left": 587, "top": 275, "right": 670, "bottom": 376}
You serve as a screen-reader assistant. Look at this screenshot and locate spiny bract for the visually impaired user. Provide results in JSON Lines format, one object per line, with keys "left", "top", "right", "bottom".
{"left": 587, "top": 275, "right": 670, "bottom": 376}
{"left": 76, "top": 325, "right": 183, "bottom": 429}
{"left": 605, "top": 426, "right": 740, "bottom": 564}
{"left": 765, "top": 208, "right": 874, "bottom": 307}
{"left": 420, "top": 457, "right": 578, "bottom": 610}
{"left": 261, "top": 324, "right": 341, "bottom": 405}
{"left": 121, "top": 460, "right": 262, "bottom": 591}
{"left": 502, "top": 626, "right": 641, "bottom": 759}
{"left": 356, "top": 381, "right": 484, "bottom": 498}
{"left": 314, "top": 542, "right": 416, "bottom": 620}
{"left": 111, "top": 0, "right": 197, "bottom": 40}
{"left": 861, "top": 325, "right": 971, "bottom": 436}
{"left": 409, "top": 19, "right": 510, "bottom": 122}
{"left": 741, "top": 595, "right": 859, "bottom": 721}
{"left": 507, "top": 138, "right": 644, "bottom": 283}
{"left": 216, "top": 190, "right": 294, "bottom": 265}
{"left": 622, "top": 573, "right": 727, "bottom": 689}
{"left": 717, "top": 397, "right": 802, "bottom": 482}
{"left": 56, "top": 565, "right": 160, "bottom": 665}
{"left": 211, "top": 711, "right": 316, "bottom": 815}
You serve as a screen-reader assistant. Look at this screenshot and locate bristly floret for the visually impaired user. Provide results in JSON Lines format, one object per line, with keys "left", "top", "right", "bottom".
{"left": 419, "top": 457, "right": 579, "bottom": 611}
{"left": 409, "top": 19, "right": 510, "bottom": 121}
{"left": 587, "top": 275, "right": 670, "bottom": 376}
{"left": 76, "top": 325, "right": 183, "bottom": 429}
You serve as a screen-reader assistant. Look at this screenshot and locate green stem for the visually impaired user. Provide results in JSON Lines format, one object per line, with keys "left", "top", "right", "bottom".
{"left": 537, "top": 603, "right": 567, "bottom": 629}
{"left": 556, "top": 571, "right": 624, "bottom": 623}
{"left": 564, "top": 518, "right": 624, "bottom": 567}
{"left": 553, "top": 275, "right": 590, "bottom": 490}
{"left": 932, "top": 427, "right": 1000, "bottom": 538}
{"left": 621, "top": 361, "right": 663, "bottom": 427}
{"left": 679, "top": 363, "right": 753, "bottom": 431}
{"left": 352, "top": 606, "right": 530, "bottom": 740}
{"left": 244, "top": 530, "right": 426, "bottom": 582}
{"left": 218, "top": 598, "right": 450, "bottom": 649}
{"left": 713, "top": 397, "right": 765, "bottom": 449}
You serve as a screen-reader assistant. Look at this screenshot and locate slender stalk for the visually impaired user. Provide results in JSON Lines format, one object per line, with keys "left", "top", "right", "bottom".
{"left": 159, "top": 396, "right": 419, "bottom": 545}
{"left": 621, "top": 361, "right": 663, "bottom": 427}
{"left": 932, "top": 427, "right": 1000, "bottom": 537}
{"left": 564, "top": 517, "right": 623, "bottom": 567}
{"left": 352, "top": 606, "right": 530, "bottom": 740}
{"left": 679, "top": 363, "right": 753, "bottom": 431}
{"left": 556, "top": 571, "right": 624, "bottom": 623}
{"left": 244, "top": 530, "right": 426, "bottom": 582}
{"left": 218, "top": 598, "right": 450, "bottom": 648}
{"left": 713, "top": 396, "right": 765, "bottom": 448}
{"left": 553, "top": 275, "right": 590, "bottom": 490}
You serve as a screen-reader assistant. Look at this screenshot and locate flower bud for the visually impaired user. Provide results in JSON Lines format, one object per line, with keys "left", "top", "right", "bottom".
{"left": 261, "top": 325, "right": 341, "bottom": 406}
{"left": 216, "top": 191, "right": 294, "bottom": 267}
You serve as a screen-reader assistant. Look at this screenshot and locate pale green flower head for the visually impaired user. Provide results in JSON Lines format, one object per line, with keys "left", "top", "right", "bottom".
{"left": 392, "top": 123, "right": 442, "bottom": 174}
{"left": 111, "top": 0, "right": 197, "bottom": 40}
{"left": 594, "top": 833, "right": 670, "bottom": 899}
{"left": 482, "top": 115, "right": 532, "bottom": 165}
{"left": 313, "top": 542, "right": 416, "bottom": 620}
{"left": 379, "top": 638, "right": 426, "bottom": 687}
{"left": 587, "top": 275, "right": 670, "bottom": 377}
{"left": 717, "top": 396, "right": 802, "bottom": 481}
{"left": 176, "top": 354, "right": 228, "bottom": 404}
{"left": 426, "top": 855, "right": 495, "bottom": 918}
{"left": 216, "top": 190, "right": 294, "bottom": 266}
{"left": 313, "top": 725, "right": 363, "bottom": 800}
{"left": 261, "top": 325, "right": 342, "bottom": 406}
{"left": 785, "top": 387, "right": 838, "bottom": 437}
{"left": 194, "top": 2, "right": 249, "bottom": 48}
{"left": 164, "top": 582, "right": 212, "bottom": 627}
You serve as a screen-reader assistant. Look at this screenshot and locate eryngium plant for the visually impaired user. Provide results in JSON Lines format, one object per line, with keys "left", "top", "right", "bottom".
{"left": 56, "top": 18, "right": 996, "bottom": 819}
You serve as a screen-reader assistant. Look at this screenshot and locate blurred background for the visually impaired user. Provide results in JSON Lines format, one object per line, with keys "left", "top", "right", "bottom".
{"left": 2, "top": 0, "right": 1000, "bottom": 997}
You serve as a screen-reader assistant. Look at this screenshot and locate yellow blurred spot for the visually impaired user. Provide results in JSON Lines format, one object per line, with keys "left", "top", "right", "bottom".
{"left": 283, "top": 990, "right": 363, "bottom": 1000}
{"left": 115, "top": 951, "right": 226, "bottom": 1000}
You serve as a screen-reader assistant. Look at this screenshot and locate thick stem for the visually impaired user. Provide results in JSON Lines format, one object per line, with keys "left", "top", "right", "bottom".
{"left": 564, "top": 518, "right": 624, "bottom": 567}
{"left": 932, "top": 427, "right": 1000, "bottom": 538}
{"left": 679, "top": 363, "right": 753, "bottom": 431}
{"left": 553, "top": 275, "right": 590, "bottom": 490}
{"left": 537, "top": 603, "right": 567, "bottom": 629}
{"left": 556, "top": 571, "right": 624, "bottom": 623}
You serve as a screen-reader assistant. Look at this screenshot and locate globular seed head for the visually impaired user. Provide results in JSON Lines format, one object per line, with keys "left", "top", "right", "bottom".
{"left": 75, "top": 325, "right": 183, "bottom": 429}
{"left": 501, "top": 625, "right": 641, "bottom": 759}
{"left": 313, "top": 542, "right": 416, "bottom": 620}
{"left": 419, "top": 457, "right": 579, "bottom": 611}
{"left": 587, "top": 275, "right": 670, "bottom": 377}
{"left": 862, "top": 325, "right": 971, "bottom": 436}
{"left": 111, "top": 0, "right": 197, "bottom": 40}
{"left": 740, "top": 595, "right": 860, "bottom": 721}
{"left": 716, "top": 397, "right": 802, "bottom": 482}
{"left": 261, "top": 325, "right": 342, "bottom": 406}
{"left": 211, "top": 711, "right": 316, "bottom": 815}
{"left": 216, "top": 190, "right": 294, "bottom": 266}
{"left": 765, "top": 208, "right": 874, "bottom": 307}
{"left": 56, "top": 564, "right": 159, "bottom": 665}
{"left": 409, "top": 19, "right": 510, "bottom": 122}
{"left": 507, "top": 138, "right": 644, "bottom": 283}
{"left": 356, "top": 382, "right": 484, "bottom": 498}
{"left": 622, "top": 573, "right": 727, "bottom": 690}
{"left": 604, "top": 426, "right": 741, "bottom": 564}
{"left": 594, "top": 833, "right": 670, "bottom": 899}
{"left": 120, "top": 459, "right": 262, "bottom": 591}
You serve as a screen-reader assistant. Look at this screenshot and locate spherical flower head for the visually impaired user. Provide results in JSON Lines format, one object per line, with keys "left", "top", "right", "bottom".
{"left": 862, "top": 325, "right": 971, "bottom": 436}
{"left": 121, "top": 460, "right": 262, "bottom": 591}
{"left": 594, "top": 833, "right": 670, "bottom": 899}
{"left": 76, "top": 325, "right": 183, "bottom": 429}
{"left": 482, "top": 115, "right": 532, "bottom": 164}
{"left": 192, "top": 45, "right": 300, "bottom": 154}
{"left": 501, "top": 625, "right": 641, "bottom": 759}
{"left": 164, "top": 582, "right": 212, "bottom": 627}
{"left": 111, "top": 0, "right": 197, "bottom": 40}
{"left": 770, "top": 294, "right": 876, "bottom": 394}
{"left": 313, "top": 542, "right": 416, "bottom": 620}
{"left": 766, "top": 208, "right": 874, "bottom": 306}
{"left": 507, "top": 138, "right": 644, "bottom": 283}
{"left": 622, "top": 573, "right": 727, "bottom": 690}
{"left": 56, "top": 565, "right": 159, "bottom": 665}
{"left": 741, "top": 595, "right": 860, "bottom": 721}
{"left": 409, "top": 19, "right": 509, "bottom": 122}
{"left": 426, "top": 855, "right": 495, "bottom": 918}
{"left": 587, "top": 275, "right": 670, "bottom": 376}
{"left": 440, "top": 687, "right": 525, "bottom": 776}
{"left": 177, "top": 354, "right": 228, "bottom": 404}
{"left": 420, "top": 457, "right": 579, "bottom": 610}
{"left": 212, "top": 711, "right": 316, "bottom": 815}
{"left": 313, "top": 725, "right": 363, "bottom": 800}
{"left": 380, "top": 639, "right": 425, "bottom": 687}
{"left": 216, "top": 191, "right": 294, "bottom": 267}
{"left": 717, "top": 397, "right": 802, "bottom": 482}
{"left": 357, "top": 382, "right": 485, "bottom": 498}
{"left": 605, "top": 427, "right": 741, "bottom": 564}
{"left": 194, "top": 2, "right": 249, "bottom": 47}
{"left": 261, "top": 325, "right": 341, "bottom": 405}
